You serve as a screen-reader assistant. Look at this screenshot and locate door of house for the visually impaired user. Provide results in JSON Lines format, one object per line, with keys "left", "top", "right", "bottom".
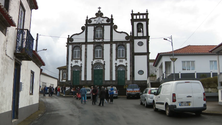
{"left": 73, "top": 70, "right": 80, "bottom": 85}
{"left": 93, "top": 64, "right": 103, "bottom": 85}
{"left": 12, "top": 63, "right": 20, "bottom": 119}
{"left": 117, "top": 66, "right": 125, "bottom": 85}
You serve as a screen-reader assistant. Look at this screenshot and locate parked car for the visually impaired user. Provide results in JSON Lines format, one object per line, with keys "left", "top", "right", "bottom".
{"left": 140, "top": 88, "right": 157, "bottom": 107}
{"left": 153, "top": 80, "right": 207, "bottom": 116}
{"left": 126, "top": 84, "right": 140, "bottom": 99}
{"left": 107, "top": 86, "right": 118, "bottom": 98}
{"left": 85, "top": 87, "right": 91, "bottom": 99}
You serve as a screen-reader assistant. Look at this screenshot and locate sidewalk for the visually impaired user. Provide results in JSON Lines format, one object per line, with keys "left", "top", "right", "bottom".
{"left": 202, "top": 101, "right": 222, "bottom": 115}
{"left": 18, "top": 95, "right": 222, "bottom": 125}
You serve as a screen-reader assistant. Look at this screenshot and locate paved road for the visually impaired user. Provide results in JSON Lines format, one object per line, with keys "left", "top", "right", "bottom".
{"left": 31, "top": 95, "right": 222, "bottom": 125}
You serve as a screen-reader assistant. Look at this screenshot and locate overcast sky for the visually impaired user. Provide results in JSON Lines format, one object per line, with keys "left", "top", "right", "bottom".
{"left": 31, "top": 0, "right": 222, "bottom": 78}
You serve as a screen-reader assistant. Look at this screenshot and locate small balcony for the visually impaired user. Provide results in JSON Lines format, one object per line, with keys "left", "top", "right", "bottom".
{"left": 14, "top": 29, "right": 34, "bottom": 60}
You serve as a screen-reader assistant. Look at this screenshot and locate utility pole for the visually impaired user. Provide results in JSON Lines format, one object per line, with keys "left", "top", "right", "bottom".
{"left": 35, "top": 33, "right": 39, "bottom": 51}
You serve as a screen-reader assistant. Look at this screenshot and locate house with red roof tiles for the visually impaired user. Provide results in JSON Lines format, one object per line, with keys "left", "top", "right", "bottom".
{"left": 153, "top": 45, "right": 221, "bottom": 83}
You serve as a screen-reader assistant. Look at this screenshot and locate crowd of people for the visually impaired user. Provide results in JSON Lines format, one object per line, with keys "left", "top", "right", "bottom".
{"left": 42, "top": 85, "right": 115, "bottom": 106}
{"left": 42, "top": 85, "right": 67, "bottom": 97}
{"left": 72, "top": 85, "right": 115, "bottom": 106}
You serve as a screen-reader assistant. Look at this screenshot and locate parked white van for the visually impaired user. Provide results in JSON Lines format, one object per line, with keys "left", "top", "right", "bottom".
{"left": 153, "top": 80, "right": 207, "bottom": 116}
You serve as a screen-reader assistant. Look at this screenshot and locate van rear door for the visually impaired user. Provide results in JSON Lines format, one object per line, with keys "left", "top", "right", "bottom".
{"left": 191, "top": 82, "right": 205, "bottom": 107}
{"left": 176, "top": 82, "right": 193, "bottom": 108}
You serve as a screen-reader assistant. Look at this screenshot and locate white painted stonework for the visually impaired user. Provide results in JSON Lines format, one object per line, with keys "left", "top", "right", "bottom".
{"left": 40, "top": 73, "right": 58, "bottom": 88}
{"left": 65, "top": 10, "right": 149, "bottom": 87}
{"left": 0, "top": 0, "right": 42, "bottom": 124}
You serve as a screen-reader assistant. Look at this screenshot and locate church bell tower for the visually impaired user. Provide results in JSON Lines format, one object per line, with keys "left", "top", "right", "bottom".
{"left": 130, "top": 10, "right": 150, "bottom": 84}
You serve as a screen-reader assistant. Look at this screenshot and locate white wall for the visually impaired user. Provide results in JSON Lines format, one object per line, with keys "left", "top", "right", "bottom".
{"left": 40, "top": 74, "right": 58, "bottom": 88}
{"left": 104, "top": 44, "right": 110, "bottom": 80}
{"left": 135, "top": 56, "right": 147, "bottom": 80}
{"left": 113, "top": 30, "right": 128, "bottom": 41}
{"left": 134, "top": 39, "right": 147, "bottom": 52}
{"left": 87, "top": 45, "right": 93, "bottom": 80}
{"left": 71, "top": 31, "right": 85, "bottom": 43}
{"left": 68, "top": 45, "right": 72, "bottom": 81}
{"left": 19, "top": 61, "right": 40, "bottom": 108}
{"left": 81, "top": 45, "right": 85, "bottom": 80}
{"left": 104, "top": 26, "right": 110, "bottom": 41}
{"left": 0, "top": 0, "right": 37, "bottom": 115}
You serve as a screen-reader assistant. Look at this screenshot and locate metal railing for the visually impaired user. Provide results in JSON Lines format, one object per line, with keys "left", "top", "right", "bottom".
{"left": 15, "top": 29, "right": 34, "bottom": 57}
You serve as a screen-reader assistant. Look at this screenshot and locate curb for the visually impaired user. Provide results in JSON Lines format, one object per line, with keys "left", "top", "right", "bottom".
{"left": 202, "top": 111, "right": 222, "bottom": 116}
{"left": 18, "top": 100, "right": 46, "bottom": 125}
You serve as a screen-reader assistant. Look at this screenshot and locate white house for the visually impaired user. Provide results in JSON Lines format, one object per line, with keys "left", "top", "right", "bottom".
{"left": 153, "top": 45, "right": 221, "bottom": 83}
{"left": 209, "top": 43, "right": 222, "bottom": 105}
{"left": 65, "top": 9, "right": 150, "bottom": 94}
{"left": 0, "top": 0, "right": 45, "bottom": 125}
{"left": 40, "top": 72, "right": 58, "bottom": 91}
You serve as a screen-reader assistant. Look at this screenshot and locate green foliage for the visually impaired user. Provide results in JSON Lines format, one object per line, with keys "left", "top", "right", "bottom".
{"left": 200, "top": 76, "right": 218, "bottom": 88}
{"left": 149, "top": 74, "right": 156, "bottom": 77}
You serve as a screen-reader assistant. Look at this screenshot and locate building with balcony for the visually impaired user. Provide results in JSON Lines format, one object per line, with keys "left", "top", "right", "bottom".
{"left": 0, "top": 0, "right": 45, "bottom": 124}
{"left": 153, "top": 45, "right": 221, "bottom": 83}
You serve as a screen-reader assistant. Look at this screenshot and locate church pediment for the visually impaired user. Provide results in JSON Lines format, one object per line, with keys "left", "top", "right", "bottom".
{"left": 87, "top": 8, "right": 111, "bottom": 24}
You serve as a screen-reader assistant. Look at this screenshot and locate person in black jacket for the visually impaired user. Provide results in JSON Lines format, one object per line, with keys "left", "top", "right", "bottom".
{"left": 105, "top": 87, "right": 109, "bottom": 103}
{"left": 92, "top": 86, "right": 98, "bottom": 105}
{"left": 98, "top": 86, "right": 106, "bottom": 106}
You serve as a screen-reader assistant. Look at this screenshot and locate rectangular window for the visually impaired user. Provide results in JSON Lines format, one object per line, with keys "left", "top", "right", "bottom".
{"left": 182, "top": 61, "right": 195, "bottom": 71}
{"left": 18, "top": 5, "right": 25, "bottom": 29}
{"left": 210, "top": 60, "right": 217, "bottom": 70}
{"left": 30, "top": 71, "right": 34, "bottom": 95}
{"left": 118, "top": 49, "right": 125, "bottom": 58}
{"left": 74, "top": 49, "right": 80, "bottom": 58}
{"left": 95, "top": 49, "right": 102, "bottom": 58}
{"left": 62, "top": 70, "right": 66, "bottom": 80}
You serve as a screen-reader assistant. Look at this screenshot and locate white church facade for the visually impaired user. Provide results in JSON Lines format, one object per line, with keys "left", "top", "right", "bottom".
{"left": 65, "top": 9, "right": 150, "bottom": 91}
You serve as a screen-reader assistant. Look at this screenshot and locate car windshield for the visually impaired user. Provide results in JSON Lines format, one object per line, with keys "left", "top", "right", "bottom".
{"left": 128, "top": 84, "right": 138, "bottom": 89}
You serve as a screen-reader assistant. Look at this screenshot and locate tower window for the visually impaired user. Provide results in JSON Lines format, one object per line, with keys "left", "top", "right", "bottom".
{"left": 137, "top": 23, "right": 143, "bottom": 33}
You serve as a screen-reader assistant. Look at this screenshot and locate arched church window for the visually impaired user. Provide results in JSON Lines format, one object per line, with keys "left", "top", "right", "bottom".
{"left": 73, "top": 47, "right": 80, "bottom": 59}
{"left": 95, "top": 27, "right": 103, "bottom": 39}
{"left": 95, "top": 46, "right": 102, "bottom": 58}
{"left": 137, "top": 23, "right": 143, "bottom": 33}
{"left": 117, "top": 45, "right": 125, "bottom": 58}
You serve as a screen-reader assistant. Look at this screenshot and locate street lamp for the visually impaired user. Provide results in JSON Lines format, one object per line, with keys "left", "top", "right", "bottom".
{"left": 37, "top": 49, "right": 47, "bottom": 52}
{"left": 163, "top": 35, "right": 177, "bottom": 80}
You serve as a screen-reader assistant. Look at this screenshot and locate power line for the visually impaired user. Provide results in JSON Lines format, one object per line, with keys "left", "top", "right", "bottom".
{"left": 39, "top": 34, "right": 67, "bottom": 39}
{"left": 39, "top": 34, "right": 165, "bottom": 41}
{"left": 41, "top": 67, "right": 58, "bottom": 76}
{"left": 180, "top": 0, "right": 222, "bottom": 47}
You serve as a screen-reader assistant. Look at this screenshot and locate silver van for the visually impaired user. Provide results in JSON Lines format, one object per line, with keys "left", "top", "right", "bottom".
{"left": 153, "top": 80, "right": 207, "bottom": 116}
